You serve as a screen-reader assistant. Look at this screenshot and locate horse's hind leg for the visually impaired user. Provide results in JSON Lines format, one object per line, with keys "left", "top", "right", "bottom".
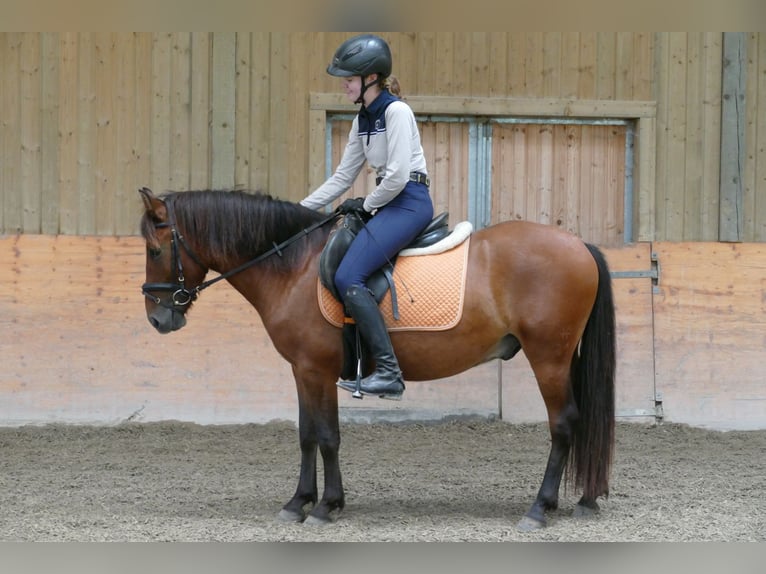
{"left": 517, "top": 358, "right": 578, "bottom": 532}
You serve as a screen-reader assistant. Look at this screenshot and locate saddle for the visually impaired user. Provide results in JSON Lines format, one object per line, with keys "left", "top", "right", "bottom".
{"left": 319, "top": 211, "right": 451, "bottom": 314}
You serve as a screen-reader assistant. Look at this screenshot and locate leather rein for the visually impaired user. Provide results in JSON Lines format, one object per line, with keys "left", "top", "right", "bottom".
{"left": 141, "top": 200, "right": 338, "bottom": 310}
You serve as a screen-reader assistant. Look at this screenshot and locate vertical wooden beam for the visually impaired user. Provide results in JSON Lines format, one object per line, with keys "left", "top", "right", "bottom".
{"left": 596, "top": 32, "right": 616, "bottom": 100}
{"left": 113, "top": 33, "right": 135, "bottom": 235}
{"left": 94, "top": 32, "right": 115, "bottom": 235}
{"left": 234, "top": 33, "right": 251, "bottom": 190}
{"left": 134, "top": 34, "right": 152, "bottom": 206}
{"left": 665, "top": 33, "right": 688, "bottom": 242}
{"left": 683, "top": 33, "right": 703, "bottom": 241}
{"left": 58, "top": 32, "right": 78, "bottom": 234}
{"left": 211, "top": 32, "right": 236, "bottom": 190}
{"left": 250, "top": 33, "right": 270, "bottom": 193}
{"left": 719, "top": 32, "right": 746, "bottom": 242}
{"left": 77, "top": 33, "right": 96, "bottom": 235}
{"left": 20, "top": 32, "right": 41, "bottom": 233}
{"left": 189, "top": 33, "right": 211, "bottom": 190}
{"left": 150, "top": 33, "right": 171, "bottom": 193}
{"left": 268, "top": 33, "right": 289, "bottom": 196}
{"left": 560, "top": 33, "right": 580, "bottom": 99}
{"left": 170, "top": 32, "right": 191, "bottom": 191}
{"left": 754, "top": 34, "right": 766, "bottom": 242}
{"left": 700, "top": 33, "right": 723, "bottom": 242}
{"left": 3, "top": 34, "right": 22, "bottom": 233}
{"left": 417, "top": 32, "right": 437, "bottom": 96}
{"left": 40, "top": 33, "right": 60, "bottom": 234}
{"left": 636, "top": 117, "right": 657, "bottom": 242}
{"left": 743, "top": 33, "right": 764, "bottom": 242}
{"left": 287, "top": 33, "right": 310, "bottom": 202}
{"left": 541, "top": 32, "right": 561, "bottom": 98}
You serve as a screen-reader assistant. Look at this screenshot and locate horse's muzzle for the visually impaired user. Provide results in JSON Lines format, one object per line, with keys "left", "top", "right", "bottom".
{"left": 147, "top": 306, "right": 187, "bottom": 334}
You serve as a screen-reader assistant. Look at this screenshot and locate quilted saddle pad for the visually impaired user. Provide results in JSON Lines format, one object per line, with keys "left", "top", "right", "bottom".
{"left": 317, "top": 238, "right": 470, "bottom": 332}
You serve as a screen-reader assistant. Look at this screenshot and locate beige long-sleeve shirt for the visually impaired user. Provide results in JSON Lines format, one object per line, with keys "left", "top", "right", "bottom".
{"left": 301, "top": 98, "right": 428, "bottom": 212}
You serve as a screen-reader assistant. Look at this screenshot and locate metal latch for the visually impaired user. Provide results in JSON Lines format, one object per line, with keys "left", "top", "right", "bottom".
{"left": 610, "top": 252, "right": 660, "bottom": 291}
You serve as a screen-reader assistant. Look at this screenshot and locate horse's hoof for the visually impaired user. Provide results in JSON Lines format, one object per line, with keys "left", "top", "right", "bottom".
{"left": 304, "top": 513, "right": 333, "bottom": 526}
{"left": 304, "top": 505, "right": 342, "bottom": 526}
{"left": 573, "top": 501, "right": 600, "bottom": 519}
{"left": 517, "top": 515, "right": 546, "bottom": 532}
{"left": 277, "top": 508, "right": 305, "bottom": 523}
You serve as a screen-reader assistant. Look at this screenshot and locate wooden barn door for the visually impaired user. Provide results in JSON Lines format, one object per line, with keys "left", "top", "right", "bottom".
{"left": 489, "top": 121, "right": 627, "bottom": 246}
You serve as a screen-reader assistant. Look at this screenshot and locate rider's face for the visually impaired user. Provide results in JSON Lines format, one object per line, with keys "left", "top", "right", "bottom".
{"left": 341, "top": 76, "right": 362, "bottom": 103}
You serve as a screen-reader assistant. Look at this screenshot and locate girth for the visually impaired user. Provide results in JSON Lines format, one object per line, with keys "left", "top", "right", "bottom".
{"left": 319, "top": 211, "right": 450, "bottom": 319}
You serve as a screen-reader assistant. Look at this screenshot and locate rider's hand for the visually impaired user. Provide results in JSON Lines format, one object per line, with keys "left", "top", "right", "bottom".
{"left": 338, "top": 197, "right": 369, "bottom": 216}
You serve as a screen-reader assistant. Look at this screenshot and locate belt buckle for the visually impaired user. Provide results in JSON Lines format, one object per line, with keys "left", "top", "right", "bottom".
{"left": 411, "top": 172, "right": 430, "bottom": 187}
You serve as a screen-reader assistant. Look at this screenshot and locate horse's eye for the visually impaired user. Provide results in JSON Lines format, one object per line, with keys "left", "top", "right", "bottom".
{"left": 148, "top": 246, "right": 162, "bottom": 260}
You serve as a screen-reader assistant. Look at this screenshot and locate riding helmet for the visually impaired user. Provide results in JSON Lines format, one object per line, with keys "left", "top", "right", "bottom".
{"left": 326, "top": 34, "right": 392, "bottom": 78}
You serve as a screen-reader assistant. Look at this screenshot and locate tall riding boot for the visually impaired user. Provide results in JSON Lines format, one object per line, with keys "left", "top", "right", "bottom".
{"left": 336, "top": 285, "right": 405, "bottom": 400}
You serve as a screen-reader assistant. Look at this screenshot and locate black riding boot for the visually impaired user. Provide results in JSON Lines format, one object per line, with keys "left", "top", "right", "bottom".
{"left": 336, "top": 285, "right": 405, "bottom": 400}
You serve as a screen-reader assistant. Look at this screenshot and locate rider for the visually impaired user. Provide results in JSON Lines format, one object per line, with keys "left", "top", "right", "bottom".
{"left": 301, "top": 33, "right": 434, "bottom": 400}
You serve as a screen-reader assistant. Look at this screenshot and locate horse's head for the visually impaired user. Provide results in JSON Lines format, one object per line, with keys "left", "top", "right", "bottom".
{"left": 139, "top": 187, "right": 208, "bottom": 334}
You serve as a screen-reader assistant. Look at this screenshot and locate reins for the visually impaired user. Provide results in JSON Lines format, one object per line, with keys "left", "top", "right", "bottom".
{"left": 142, "top": 199, "right": 339, "bottom": 309}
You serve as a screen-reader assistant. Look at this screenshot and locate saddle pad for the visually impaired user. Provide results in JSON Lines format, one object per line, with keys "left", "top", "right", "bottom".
{"left": 318, "top": 238, "right": 470, "bottom": 332}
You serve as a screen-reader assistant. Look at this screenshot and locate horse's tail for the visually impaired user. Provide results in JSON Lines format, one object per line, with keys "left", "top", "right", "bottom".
{"left": 568, "top": 243, "right": 616, "bottom": 501}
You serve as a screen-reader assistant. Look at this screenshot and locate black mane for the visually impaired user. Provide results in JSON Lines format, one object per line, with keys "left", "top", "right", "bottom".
{"left": 143, "top": 189, "right": 332, "bottom": 272}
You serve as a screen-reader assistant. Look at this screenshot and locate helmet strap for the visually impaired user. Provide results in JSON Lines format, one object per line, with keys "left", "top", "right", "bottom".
{"left": 355, "top": 75, "right": 379, "bottom": 104}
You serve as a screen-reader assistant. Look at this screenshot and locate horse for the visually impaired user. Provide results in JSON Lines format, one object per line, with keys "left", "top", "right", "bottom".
{"left": 138, "top": 186, "right": 616, "bottom": 531}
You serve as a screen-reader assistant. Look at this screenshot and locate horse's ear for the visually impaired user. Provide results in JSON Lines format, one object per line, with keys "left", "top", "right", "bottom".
{"left": 138, "top": 187, "right": 167, "bottom": 222}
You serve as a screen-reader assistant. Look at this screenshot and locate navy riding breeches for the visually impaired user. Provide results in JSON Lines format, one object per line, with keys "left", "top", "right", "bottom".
{"left": 334, "top": 181, "right": 434, "bottom": 300}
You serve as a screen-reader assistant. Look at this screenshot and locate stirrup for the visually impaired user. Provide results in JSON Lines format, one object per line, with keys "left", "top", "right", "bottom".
{"left": 336, "top": 379, "right": 404, "bottom": 401}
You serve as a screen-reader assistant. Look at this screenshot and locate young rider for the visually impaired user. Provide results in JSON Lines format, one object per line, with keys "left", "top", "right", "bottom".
{"left": 301, "top": 34, "right": 434, "bottom": 400}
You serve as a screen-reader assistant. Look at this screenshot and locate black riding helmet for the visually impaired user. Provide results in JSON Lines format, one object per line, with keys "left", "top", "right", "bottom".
{"left": 327, "top": 34, "right": 392, "bottom": 103}
{"left": 327, "top": 34, "right": 392, "bottom": 78}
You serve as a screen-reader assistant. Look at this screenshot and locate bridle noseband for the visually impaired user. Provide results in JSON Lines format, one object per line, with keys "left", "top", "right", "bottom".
{"left": 142, "top": 199, "right": 338, "bottom": 311}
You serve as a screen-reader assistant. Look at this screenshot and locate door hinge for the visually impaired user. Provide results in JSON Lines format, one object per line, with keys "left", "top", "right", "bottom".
{"left": 654, "top": 391, "right": 664, "bottom": 421}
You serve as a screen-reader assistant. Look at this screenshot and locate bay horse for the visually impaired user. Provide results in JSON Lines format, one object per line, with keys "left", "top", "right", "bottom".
{"left": 138, "top": 187, "right": 616, "bottom": 531}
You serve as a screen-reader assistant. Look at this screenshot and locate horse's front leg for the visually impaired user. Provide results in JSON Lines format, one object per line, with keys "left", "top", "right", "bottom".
{"left": 277, "top": 402, "right": 319, "bottom": 523}
{"left": 278, "top": 369, "right": 344, "bottom": 525}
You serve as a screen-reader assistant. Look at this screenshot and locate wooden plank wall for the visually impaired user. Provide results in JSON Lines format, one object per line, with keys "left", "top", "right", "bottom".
{"left": 4, "top": 33, "right": 764, "bottom": 241}
{"left": 5, "top": 236, "right": 761, "bottom": 429}
{"left": 653, "top": 33, "right": 765, "bottom": 242}
{"left": 653, "top": 242, "right": 766, "bottom": 429}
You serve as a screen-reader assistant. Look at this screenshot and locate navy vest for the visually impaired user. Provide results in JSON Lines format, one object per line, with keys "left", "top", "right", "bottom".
{"left": 357, "top": 89, "right": 398, "bottom": 145}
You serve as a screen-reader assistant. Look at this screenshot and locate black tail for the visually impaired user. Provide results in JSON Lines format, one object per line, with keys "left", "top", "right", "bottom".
{"left": 568, "top": 243, "right": 616, "bottom": 500}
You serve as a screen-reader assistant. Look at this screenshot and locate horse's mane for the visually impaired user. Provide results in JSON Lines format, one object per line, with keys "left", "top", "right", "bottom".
{"left": 141, "top": 189, "right": 332, "bottom": 272}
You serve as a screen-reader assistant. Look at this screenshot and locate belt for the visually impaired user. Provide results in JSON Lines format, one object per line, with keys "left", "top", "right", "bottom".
{"left": 376, "top": 172, "right": 430, "bottom": 187}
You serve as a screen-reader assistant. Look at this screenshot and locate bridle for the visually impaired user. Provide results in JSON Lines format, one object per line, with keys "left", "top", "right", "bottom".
{"left": 141, "top": 199, "right": 338, "bottom": 311}
{"left": 141, "top": 214, "right": 206, "bottom": 310}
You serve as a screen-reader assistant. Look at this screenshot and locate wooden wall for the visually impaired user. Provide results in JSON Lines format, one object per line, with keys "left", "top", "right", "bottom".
{"left": 1, "top": 32, "right": 764, "bottom": 241}
{"left": 2, "top": 235, "right": 763, "bottom": 430}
